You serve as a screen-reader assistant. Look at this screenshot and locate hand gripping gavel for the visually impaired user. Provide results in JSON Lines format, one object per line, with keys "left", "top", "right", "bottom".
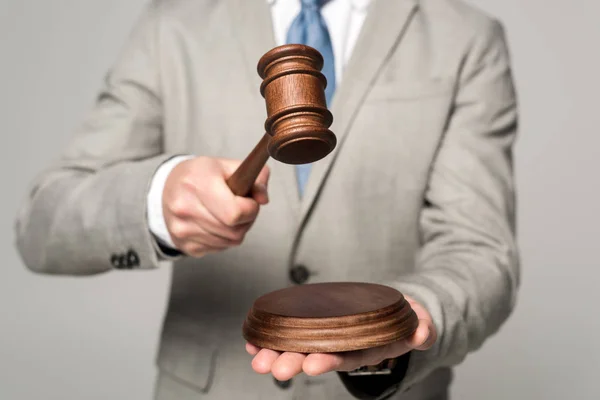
{"left": 225, "top": 44, "right": 337, "bottom": 197}
{"left": 236, "top": 44, "right": 419, "bottom": 353}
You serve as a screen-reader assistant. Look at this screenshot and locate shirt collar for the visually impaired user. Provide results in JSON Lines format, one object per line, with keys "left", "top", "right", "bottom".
{"left": 350, "top": 0, "right": 371, "bottom": 11}
{"left": 266, "top": 0, "right": 372, "bottom": 10}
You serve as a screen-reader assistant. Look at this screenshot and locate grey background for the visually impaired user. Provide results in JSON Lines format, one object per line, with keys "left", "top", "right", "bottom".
{"left": 0, "top": 0, "right": 598, "bottom": 399}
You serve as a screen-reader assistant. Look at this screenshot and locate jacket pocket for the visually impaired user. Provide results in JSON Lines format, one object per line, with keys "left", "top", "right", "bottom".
{"left": 155, "top": 313, "right": 220, "bottom": 394}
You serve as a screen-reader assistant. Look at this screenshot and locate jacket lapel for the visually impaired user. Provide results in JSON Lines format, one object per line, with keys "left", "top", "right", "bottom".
{"left": 294, "top": 0, "right": 419, "bottom": 232}
{"left": 226, "top": 0, "right": 275, "bottom": 92}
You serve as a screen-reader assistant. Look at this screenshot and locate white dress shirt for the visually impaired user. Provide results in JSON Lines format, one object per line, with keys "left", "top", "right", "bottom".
{"left": 147, "top": 0, "right": 371, "bottom": 250}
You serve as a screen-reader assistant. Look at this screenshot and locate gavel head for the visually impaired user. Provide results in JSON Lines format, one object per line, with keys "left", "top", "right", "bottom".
{"left": 257, "top": 44, "right": 337, "bottom": 165}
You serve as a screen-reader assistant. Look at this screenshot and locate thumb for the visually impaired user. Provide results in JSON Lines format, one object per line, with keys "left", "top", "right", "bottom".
{"left": 217, "top": 158, "right": 244, "bottom": 177}
{"left": 407, "top": 319, "right": 437, "bottom": 351}
{"left": 251, "top": 165, "right": 270, "bottom": 205}
{"left": 403, "top": 295, "right": 437, "bottom": 351}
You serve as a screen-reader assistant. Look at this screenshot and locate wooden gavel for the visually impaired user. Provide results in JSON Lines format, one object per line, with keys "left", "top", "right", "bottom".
{"left": 237, "top": 45, "right": 419, "bottom": 354}
{"left": 225, "top": 44, "right": 337, "bottom": 197}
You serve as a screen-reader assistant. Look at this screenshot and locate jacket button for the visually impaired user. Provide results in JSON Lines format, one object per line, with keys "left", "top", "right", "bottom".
{"left": 126, "top": 250, "right": 140, "bottom": 268}
{"left": 110, "top": 254, "right": 121, "bottom": 268}
{"left": 290, "top": 265, "right": 310, "bottom": 284}
{"left": 273, "top": 377, "right": 292, "bottom": 389}
{"left": 119, "top": 254, "right": 131, "bottom": 269}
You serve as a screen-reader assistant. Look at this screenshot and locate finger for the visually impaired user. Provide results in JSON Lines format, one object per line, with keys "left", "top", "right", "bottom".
{"left": 200, "top": 174, "right": 260, "bottom": 227}
{"left": 163, "top": 185, "right": 201, "bottom": 220}
{"left": 271, "top": 352, "right": 306, "bottom": 381}
{"left": 255, "top": 164, "right": 271, "bottom": 188}
{"left": 218, "top": 158, "right": 245, "bottom": 177}
{"left": 383, "top": 340, "right": 413, "bottom": 361}
{"left": 218, "top": 159, "right": 270, "bottom": 183}
{"left": 171, "top": 221, "right": 232, "bottom": 253}
{"left": 167, "top": 219, "right": 209, "bottom": 253}
{"left": 251, "top": 166, "right": 271, "bottom": 204}
{"left": 402, "top": 296, "right": 436, "bottom": 350}
{"left": 246, "top": 343, "right": 261, "bottom": 356}
{"left": 333, "top": 348, "right": 387, "bottom": 373}
{"left": 251, "top": 182, "right": 269, "bottom": 205}
{"left": 221, "top": 159, "right": 270, "bottom": 205}
{"left": 170, "top": 221, "right": 243, "bottom": 257}
{"left": 251, "top": 349, "right": 281, "bottom": 374}
{"left": 169, "top": 158, "right": 260, "bottom": 229}
{"left": 407, "top": 319, "right": 436, "bottom": 351}
{"left": 218, "top": 160, "right": 265, "bottom": 223}
{"left": 230, "top": 197, "right": 261, "bottom": 226}
{"left": 177, "top": 240, "right": 228, "bottom": 258}
{"left": 169, "top": 215, "right": 253, "bottom": 256}
{"left": 184, "top": 203, "right": 253, "bottom": 244}
{"left": 164, "top": 184, "right": 241, "bottom": 243}
{"left": 305, "top": 342, "right": 412, "bottom": 375}
{"left": 404, "top": 296, "right": 432, "bottom": 322}
{"left": 198, "top": 205, "right": 253, "bottom": 245}
{"left": 302, "top": 353, "right": 345, "bottom": 376}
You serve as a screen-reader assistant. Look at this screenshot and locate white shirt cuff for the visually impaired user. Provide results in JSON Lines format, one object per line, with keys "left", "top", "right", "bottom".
{"left": 147, "top": 155, "right": 195, "bottom": 250}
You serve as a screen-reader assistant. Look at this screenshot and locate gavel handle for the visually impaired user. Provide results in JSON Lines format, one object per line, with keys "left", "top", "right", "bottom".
{"left": 226, "top": 133, "right": 271, "bottom": 197}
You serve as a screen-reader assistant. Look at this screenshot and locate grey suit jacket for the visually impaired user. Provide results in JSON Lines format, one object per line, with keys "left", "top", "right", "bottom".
{"left": 15, "top": 0, "right": 520, "bottom": 399}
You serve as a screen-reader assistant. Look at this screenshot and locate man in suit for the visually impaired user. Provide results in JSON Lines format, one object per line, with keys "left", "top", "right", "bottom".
{"left": 14, "top": 0, "right": 520, "bottom": 399}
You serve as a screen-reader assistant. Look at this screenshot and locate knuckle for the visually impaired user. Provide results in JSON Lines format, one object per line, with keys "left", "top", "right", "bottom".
{"left": 208, "top": 237, "right": 228, "bottom": 249}
{"left": 180, "top": 177, "right": 197, "bottom": 192}
{"left": 221, "top": 236, "right": 237, "bottom": 248}
{"left": 243, "top": 204, "right": 259, "bottom": 223}
{"left": 223, "top": 207, "right": 244, "bottom": 227}
{"left": 229, "top": 236, "right": 244, "bottom": 246}
{"left": 169, "top": 221, "right": 188, "bottom": 240}
{"left": 169, "top": 161, "right": 194, "bottom": 183}
{"left": 182, "top": 242, "right": 203, "bottom": 256}
{"left": 231, "top": 230, "right": 246, "bottom": 244}
{"left": 168, "top": 198, "right": 190, "bottom": 217}
{"left": 303, "top": 363, "right": 321, "bottom": 377}
{"left": 181, "top": 158, "right": 199, "bottom": 172}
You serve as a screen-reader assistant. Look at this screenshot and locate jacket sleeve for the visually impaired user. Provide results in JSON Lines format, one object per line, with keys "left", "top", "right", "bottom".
{"left": 14, "top": 3, "right": 178, "bottom": 275}
{"left": 390, "top": 18, "right": 520, "bottom": 392}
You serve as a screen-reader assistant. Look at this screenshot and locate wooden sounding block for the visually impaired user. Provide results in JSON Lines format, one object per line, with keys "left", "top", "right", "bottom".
{"left": 243, "top": 283, "right": 419, "bottom": 353}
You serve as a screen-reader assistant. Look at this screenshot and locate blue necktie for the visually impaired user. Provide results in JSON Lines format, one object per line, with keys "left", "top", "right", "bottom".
{"left": 286, "top": 0, "right": 336, "bottom": 197}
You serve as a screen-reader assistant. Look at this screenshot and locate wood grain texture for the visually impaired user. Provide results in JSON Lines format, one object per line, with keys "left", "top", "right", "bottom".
{"left": 258, "top": 44, "right": 336, "bottom": 165}
{"left": 226, "top": 44, "right": 336, "bottom": 196}
{"left": 243, "top": 282, "right": 419, "bottom": 353}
